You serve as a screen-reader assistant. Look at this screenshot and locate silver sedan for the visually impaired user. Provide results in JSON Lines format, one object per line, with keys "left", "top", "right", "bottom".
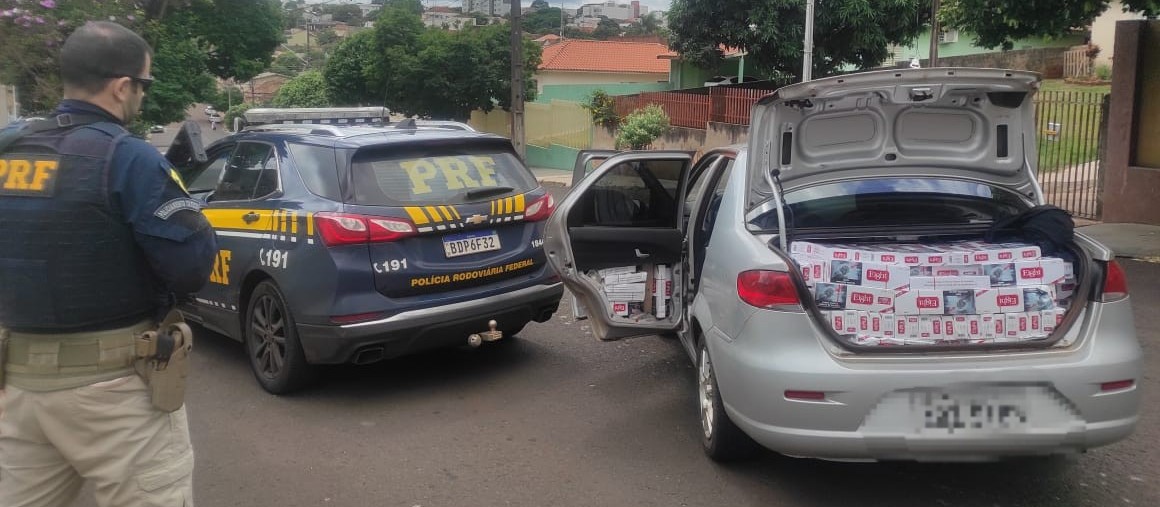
{"left": 544, "top": 68, "right": 1141, "bottom": 462}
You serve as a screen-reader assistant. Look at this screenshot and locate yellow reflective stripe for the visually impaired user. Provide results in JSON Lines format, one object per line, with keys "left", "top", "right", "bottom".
{"left": 438, "top": 206, "right": 453, "bottom": 221}
{"left": 405, "top": 206, "right": 429, "bottom": 225}
{"left": 291, "top": 211, "right": 299, "bottom": 234}
{"left": 306, "top": 212, "right": 315, "bottom": 237}
{"left": 450, "top": 206, "right": 461, "bottom": 220}
{"left": 424, "top": 206, "right": 443, "bottom": 223}
{"left": 203, "top": 209, "right": 271, "bottom": 232}
{"left": 489, "top": 200, "right": 495, "bottom": 215}
{"left": 515, "top": 194, "right": 525, "bottom": 213}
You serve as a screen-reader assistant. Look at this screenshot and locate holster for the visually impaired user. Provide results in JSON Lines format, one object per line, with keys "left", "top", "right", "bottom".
{"left": 134, "top": 310, "right": 194, "bottom": 412}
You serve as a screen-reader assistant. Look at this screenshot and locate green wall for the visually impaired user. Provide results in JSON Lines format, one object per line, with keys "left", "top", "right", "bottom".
{"left": 527, "top": 143, "right": 581, "bottom": 170}
{"left": 536, "top": 83, "right": 672, "bottom": 103}
{"left": 669, "top": 59, "right": 743, "bottom": 89}
{"left": 898, "top": 29, "right": 1085, "bottom": 60}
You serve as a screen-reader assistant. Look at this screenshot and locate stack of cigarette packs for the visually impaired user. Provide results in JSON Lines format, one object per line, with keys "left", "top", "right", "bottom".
{"left": 595, "top": 264, "right": 673, "bottom": 321}
{"left": 792, "top": 240, "right": 1075, "bottom": 346}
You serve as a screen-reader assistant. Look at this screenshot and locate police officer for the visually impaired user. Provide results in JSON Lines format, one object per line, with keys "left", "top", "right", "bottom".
{"left": 0, "top": 21, "right": 217, "bottom": 507}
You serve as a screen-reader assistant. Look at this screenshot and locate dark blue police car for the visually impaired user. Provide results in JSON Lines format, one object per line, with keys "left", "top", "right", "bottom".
{"left": 167, "top": 108, "right": 563, "bottom": 394}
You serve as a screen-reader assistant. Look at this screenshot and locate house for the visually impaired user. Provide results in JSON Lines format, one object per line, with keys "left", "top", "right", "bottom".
{"left": 884, "top": 26, "right": 1085, "bottom": 66}
{"left": 535, "top": 39, "right": 672, "bottom": 101}
{"left": 577, "top": 1, "right": 646, "bottom": 21}
{"left": 422, "top": 9, "right": 477, "bottom": 30}
{"left": 661, "top": 46, "right": 748, "bottom": 90}
{"left": 1090, "top": 0, "right": 1150, "bottom": 68}
{"left": 356, "top": 3, "right": 381, "bottom": 19}
{"left": 533, "top": 34, "right": 563, "bottom": 47}
{"left": 465, "top": 0, "right": 512, "bottom": 17}
{"left": 242, "top": 73, "right": 292, "bottom": 105}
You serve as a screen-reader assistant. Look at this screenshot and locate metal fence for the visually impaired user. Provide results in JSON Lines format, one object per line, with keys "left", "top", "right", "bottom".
{"left": 613, "top": 82, "right": 790, "bottom": 129}
{"left": 1034, "top": 90, "right": 1110, "bottom": 220}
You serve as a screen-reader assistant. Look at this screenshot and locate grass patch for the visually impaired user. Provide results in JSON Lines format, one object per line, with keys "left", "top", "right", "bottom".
{"left": 1034, "top": 89, "right": 1108, "bottom": 172}
{"left": 1040, "top": 79, "right": 1111, "bottom": 95}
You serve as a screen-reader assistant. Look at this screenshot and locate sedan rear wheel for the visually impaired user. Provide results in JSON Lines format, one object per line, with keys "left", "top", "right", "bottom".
{"left": 699, "top": 340, "right": 758, "bottom": 461}
{"left": 246, "top": 280, "right": 315, "bottom": 394}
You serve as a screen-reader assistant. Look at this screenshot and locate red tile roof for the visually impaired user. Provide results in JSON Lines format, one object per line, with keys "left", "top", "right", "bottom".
{"left": 539, "top": 40, "right": 671, "bottom": 74}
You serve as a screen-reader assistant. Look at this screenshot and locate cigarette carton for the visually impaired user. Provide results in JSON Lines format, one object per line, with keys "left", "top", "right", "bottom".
{"left": 604, "top": 271, "right": 648, "bottom": 284}
{"left": 909, "top": 276, "right": 991, "bottom": 291}
{"left": 843, "top": 310, "right": 859, "bottom": 335}
{"left": 943, "top": 289, "right": 978, "bottom": 315}
{"left": 897, "top": 315, "right": 921, "bottom": 340}
{"left": 1013, "top": 258, "right": 1069, "bottom": 286}
{"left": 895, "top": 290, "right": 945, "bottom": 315}
{"left": 1022, "top": 285, "right": 1056, "bottom": 312}
{"left": 973, "top": 288, "right": 1026, "bottom": 314}
{"left": 599, "top": 266, "right": 637, "bottom": 278}
{"left": 814, "top": 283, "right": 894, "bottom": 312}
{"left": 983, "top": 263, "right": 1018, "bottom": 287}
{"left": 981, "top": 313, "right": 1004, "bottom": 340}
{"left": 604, "top": 283, "right": 647, "bottom": 302}
{"left": 931, "top": 265, "right": 985, "bottom": 277}
{"left": 610, "top": 301, "right": 630, "bottom": 316}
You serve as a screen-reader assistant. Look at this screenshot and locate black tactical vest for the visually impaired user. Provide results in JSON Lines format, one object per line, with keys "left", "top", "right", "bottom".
{"left": 0, "top": 119, "right": 156, "bottom": 332}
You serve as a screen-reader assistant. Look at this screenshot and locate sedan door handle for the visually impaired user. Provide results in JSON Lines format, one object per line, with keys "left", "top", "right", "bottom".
{"left": 634, "top": 248, "right": 650, "bottom": 259}
{"left": 242, "top": 212, "right": 260, "bottom": 224}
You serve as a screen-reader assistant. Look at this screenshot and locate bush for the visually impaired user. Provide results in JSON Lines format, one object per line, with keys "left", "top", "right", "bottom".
{"left": 616, "top": 104, "right": 669, "bottom": 150}
{"left": 583, "top": 89, "right": 620, "bottom": 128}
{"left": 1095, "top": 64, "right": 1112, "bottom": 81}
{"left": 224, "top": 102, "right": 257, "bottom": 132}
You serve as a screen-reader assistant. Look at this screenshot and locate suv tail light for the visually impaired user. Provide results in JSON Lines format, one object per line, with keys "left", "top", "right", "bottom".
{"left": 737, "top": 270, "right": 801, "bottom": 309}
{"left": 524, "top": 194, "right": 555, "bottom": 222}
{"left": 1100, "top": 260, "right": 1128, "bottom": 302}
{"left": 315, "top": 212, "right": 416, "bottom": 246}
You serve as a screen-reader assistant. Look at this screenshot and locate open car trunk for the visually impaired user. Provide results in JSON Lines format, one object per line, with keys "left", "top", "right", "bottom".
{"left": 783, "top": 232, "right": 1089, "bottom": 351}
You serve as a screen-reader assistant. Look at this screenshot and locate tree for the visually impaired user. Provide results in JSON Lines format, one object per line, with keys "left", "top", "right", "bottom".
{"left": 314, "top": 28, "right": 340, "bottom": 47}
{"left": 523, "top": 6, "right": 563, "bottom": 34}
{"left": 175, "top": 0, "right": 284, "bottom": 82}
{"left": 272, "top": 70, "right": 330, "bottom": 107}
{"left": 941, "top": 0, "right": 1160, "bottom": 50}
{"left": 270, "top": 51, "right": 308, "bottom": 76}
{"left": 669, "top": 0, "right": 927, "bottom": 80}
{"left": 323, "top": 29, "right": 381, "bottom": 105}
{"left": 593, "top": 16, "right": 622, "bottom": 40}
{"left": 531, "top": 0, "right": 550, "bottom": 9}
{"left": 322, "top": 4, "right": 362, "bottom": 24}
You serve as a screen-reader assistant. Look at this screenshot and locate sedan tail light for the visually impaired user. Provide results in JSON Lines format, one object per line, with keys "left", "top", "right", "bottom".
{"left": 315, "top": 212, "right": 416, "bottom": 246}
{"left": 737, "top": 270, "right": 801, "bottom": 309}
{"left": 524, "top": 194, "right": 555, "bottom": 222}
{"left": 1100, "top": 260, "right": 1128, "bottom": 302}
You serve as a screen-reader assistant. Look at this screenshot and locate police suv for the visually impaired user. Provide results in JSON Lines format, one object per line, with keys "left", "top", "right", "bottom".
{"left": 166, "top": 107, "right": 563, "bottom": 394}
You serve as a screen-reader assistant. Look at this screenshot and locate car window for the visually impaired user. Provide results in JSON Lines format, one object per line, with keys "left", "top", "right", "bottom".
{"left": 753, "top": 178, "right": 1026, "bottom": 229}
{"left": 186, "top": 148, "right": 232, "bottom": 194}
{"left": 348, "top": 146, "right": 537, "bottom": 205}
{"left": 287, "top": 142, "right": 341, "bottom": 201}
{"left": 215, "top": 142, "right": 277, "bottom": 201}
{"left": 580, "top": 159, "right": 684, "bottom": 227}
{"left": 685, "top": 156, "right": 722, "bottom": 211}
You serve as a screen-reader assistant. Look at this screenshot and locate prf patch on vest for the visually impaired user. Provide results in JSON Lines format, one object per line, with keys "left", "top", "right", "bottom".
{"left": 0, "top": 155, "right": 61, "bottom": 197}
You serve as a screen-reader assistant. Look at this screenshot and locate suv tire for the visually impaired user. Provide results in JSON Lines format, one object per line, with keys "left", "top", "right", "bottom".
{"left": 245, "top": 280, "right": 316, "bottom": 394}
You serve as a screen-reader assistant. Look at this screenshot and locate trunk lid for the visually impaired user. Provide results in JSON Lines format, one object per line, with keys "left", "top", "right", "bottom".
{"left": 748, "top": 68, "right": 1042, "bottom": 199}
{"left": 340, "top": 142, "right": 550, "bottom": 299}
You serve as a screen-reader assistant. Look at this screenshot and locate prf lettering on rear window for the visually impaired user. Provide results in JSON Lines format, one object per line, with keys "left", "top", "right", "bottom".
{"left": 0, "top": 157, "right": 61, "bottom": 197}
{"left": 403, "top": 155, "right": 500, "bottom": 195}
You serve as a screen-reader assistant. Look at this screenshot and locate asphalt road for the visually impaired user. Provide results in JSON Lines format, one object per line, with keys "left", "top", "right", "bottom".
{"left": 69, "top": 122, "right": 1158, "bottom": 507}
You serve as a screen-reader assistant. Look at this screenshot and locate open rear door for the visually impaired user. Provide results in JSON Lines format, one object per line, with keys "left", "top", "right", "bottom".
{"left": 545, "top": 151, "right": 694, "bottom": 340}
{"left": 164, "top": 120, "right": 208, "bottom": 179}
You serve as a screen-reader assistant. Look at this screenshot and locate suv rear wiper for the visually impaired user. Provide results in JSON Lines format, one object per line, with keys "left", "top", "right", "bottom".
{"left": 464, "top": 186, "right": 515, "bottom": 200}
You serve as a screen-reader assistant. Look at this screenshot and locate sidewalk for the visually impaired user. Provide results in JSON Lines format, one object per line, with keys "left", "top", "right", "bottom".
{"left": 1078, "top": 223, "right": 1160, "bottom": 260}
{"left": 531, "top": 166, "right": 572, "bottom": 187}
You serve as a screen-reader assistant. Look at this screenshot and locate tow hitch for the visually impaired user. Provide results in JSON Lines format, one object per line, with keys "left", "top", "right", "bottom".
{"left": 467, "top": 320, "right": 503, "bottom": 348}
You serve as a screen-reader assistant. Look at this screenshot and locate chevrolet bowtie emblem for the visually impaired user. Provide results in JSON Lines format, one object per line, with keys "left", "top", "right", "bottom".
{"left": 465, "top": 214, "right": 488, "bottom": 225}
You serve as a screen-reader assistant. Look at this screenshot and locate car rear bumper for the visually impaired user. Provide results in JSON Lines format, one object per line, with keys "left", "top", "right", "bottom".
{"left": 709, "top": 298, "right": 1142, "bottom": 461}
{"left": 296, "top": 282, "right": 563, "bottom": 364}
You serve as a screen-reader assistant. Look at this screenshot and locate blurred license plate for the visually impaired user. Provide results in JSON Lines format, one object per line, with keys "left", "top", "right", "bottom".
{"left": 443, "top": 231, "right": 501, "bottom": 258}
{"left": 912, "top": 390, "right": 1030, "bottom": 434}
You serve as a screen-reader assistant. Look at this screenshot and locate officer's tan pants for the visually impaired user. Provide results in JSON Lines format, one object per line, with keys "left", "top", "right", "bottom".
{"left": 0, "top": 375, "right": 194, "bottom": 507}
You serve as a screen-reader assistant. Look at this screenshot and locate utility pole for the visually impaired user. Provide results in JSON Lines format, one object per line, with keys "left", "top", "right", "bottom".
{"left": 928, "top": 0, "right": 941, "bottom": 67}
{"left": 801, "top": 0, "right": 815, "bottom": 81}
{"left": 510, "top": 0, "right": 526, "bottom": 159}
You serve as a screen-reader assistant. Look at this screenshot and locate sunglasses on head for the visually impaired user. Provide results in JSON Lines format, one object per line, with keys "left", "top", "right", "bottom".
{"left": 103, "top": 74, "right": 154, "bottom": 92}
